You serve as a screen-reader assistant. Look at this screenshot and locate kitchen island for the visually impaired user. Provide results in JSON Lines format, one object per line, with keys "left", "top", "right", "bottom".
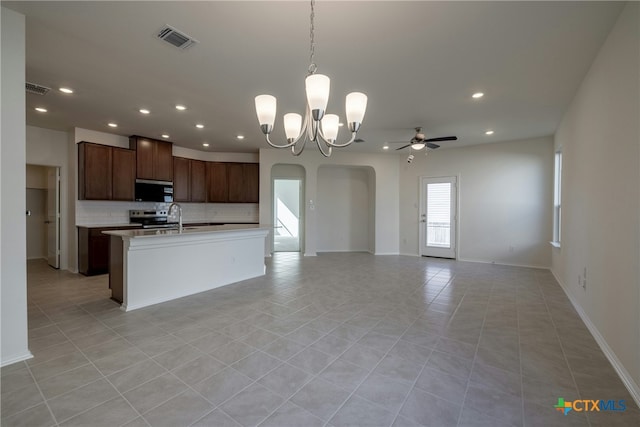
{"left": 104, "top": 224, "right": 270, "bottom": 311}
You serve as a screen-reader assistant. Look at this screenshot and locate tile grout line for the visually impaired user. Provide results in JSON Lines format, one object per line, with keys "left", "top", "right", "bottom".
{"left": 535, "top": 271, "right": 592, "bottom": 427}
{"left": 189, "top": 301, "right": 386, "bottom": 427}
{"left": 36, "top": 300, "right": 153, "bottom": 426}
{"left": 454, "top": 272, "right": 494, "bottom": 427}
{"left": 185, "top": 319, "right": 334, "bottom": 427}
{"left": 517, "top": 278, "right": 527, "bottom": 427}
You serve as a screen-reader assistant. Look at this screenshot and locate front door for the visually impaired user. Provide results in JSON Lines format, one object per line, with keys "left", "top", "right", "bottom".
{"left": 419, "top": 176, "right": 457, "bottom": 259}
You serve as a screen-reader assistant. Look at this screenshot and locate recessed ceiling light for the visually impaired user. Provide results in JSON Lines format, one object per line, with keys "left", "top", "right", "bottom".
{"left": 202, "top": 143, "right": 210, "bottom": 147}
{"left": 108, "top": 122, "right": 118, "bottom": 128}
{"left": 59, "top": 87, "right": 73, "bottom": 94}
{"left": 161, "top": 134, "right": 170, "bottom": 139}
{"left": 139, "top": 109, "right": 150, "bottom": 114}
{"left": 383, "top": 145, "right": 389, "bottom": 150}
{"left": 472, "top": 92, "right": 484, "bottom": 99}
{"left": 175, "top": 105, "right": 186, "bottom": 111}
{"left": 236, "top": 135, "right": 245, "bottom": 140}
{"left": 485, "top": 130, "right": 494, "bottom": 135}
{"left": 35, "top": 107, "right": 47, "bottom": 113}
{"left": 196, "top": 124, "right": 204, "bottom": 129}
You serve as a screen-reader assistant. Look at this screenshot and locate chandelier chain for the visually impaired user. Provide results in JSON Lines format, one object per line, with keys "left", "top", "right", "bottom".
{"left": 308, "top": 0, "right": 317, "bottom": 75}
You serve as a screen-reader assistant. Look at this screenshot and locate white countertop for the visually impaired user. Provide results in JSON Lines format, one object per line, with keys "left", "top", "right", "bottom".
{"left": 77, "top": 223, "right": 142, "bottom": 229}
{"left": 103, "top": 223, "right": 270, "bottom": 238}
{"left": 77, "top": 221, "right": 258, "bottom": 229}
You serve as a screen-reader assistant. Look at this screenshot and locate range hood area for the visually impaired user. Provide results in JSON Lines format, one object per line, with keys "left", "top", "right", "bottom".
{"left": 134, "top": 179, "right": 173, "bottom": 202}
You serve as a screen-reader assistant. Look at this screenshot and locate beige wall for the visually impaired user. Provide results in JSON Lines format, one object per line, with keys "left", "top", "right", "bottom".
{"left": 552, "top": 2, "right": 639, "bottom": 399}
{"left": 317, "top": 166, "right": 374, "bottom": 253}
{"left": 26, "top": 126, "right": 69, "bottom": 270}
{"left": 260, "top": 149, "right": 399, "bottom": 256}
{"left": 26, "top": 164, "right": 47, "bottom": 189}
{"left": 399, "top": 137, "right": 554, "bottom": 267}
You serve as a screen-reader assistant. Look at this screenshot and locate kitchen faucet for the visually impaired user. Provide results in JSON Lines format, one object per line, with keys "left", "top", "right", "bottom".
{"left": 168, "top": 202, "right": 182, "bottom": 232}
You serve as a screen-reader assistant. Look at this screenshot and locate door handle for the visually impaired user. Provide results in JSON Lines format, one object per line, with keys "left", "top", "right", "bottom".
{"left": 420, "top": 220, "right": 426, "bottom": 223}
{"left": 44, "top": 220, "right": 51, "bottom": 224}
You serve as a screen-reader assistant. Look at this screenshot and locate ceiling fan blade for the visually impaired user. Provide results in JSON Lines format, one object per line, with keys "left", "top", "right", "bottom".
{"left": 426, "top": 142, "right": 440, "bottom": 149}
{"left": 395, "top": 144, "right": 411, "bottom": 151}
{"left": 423, "top": 136, "right": 457, "bottom": 142}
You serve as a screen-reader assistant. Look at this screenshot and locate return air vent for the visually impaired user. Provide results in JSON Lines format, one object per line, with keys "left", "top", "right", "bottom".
{"left": 156, "top": 25, "right": 198, "bottom": 50}
{"left": 26, "top": 82, "right": 51, "bottom": 95}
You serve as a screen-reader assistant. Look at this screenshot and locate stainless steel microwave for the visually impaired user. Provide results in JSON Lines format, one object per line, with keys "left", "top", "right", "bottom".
{"left": 134, "top": 179, "right": 173, "bottom": 202}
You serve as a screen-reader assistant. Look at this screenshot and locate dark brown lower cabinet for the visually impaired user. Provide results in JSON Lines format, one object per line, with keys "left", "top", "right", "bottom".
{"left": 78, "top": 226, "right": 140, "bottom": 276}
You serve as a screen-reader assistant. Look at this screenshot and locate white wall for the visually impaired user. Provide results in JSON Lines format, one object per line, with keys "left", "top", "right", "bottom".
{"left": 552, "top": 2, "right": 640, "bottom": 400}
{"left": 260, "top": 149, "right": 399, "bottom": 256}
{"left": 1, "top": 6, "right": 31, "bottom": 366}
{"left": 399, "top": 137, "right": 554, "bottom": 268}
{"left": 317, "top": 166, "right": 372, "bottom": 252}
{"left": 26, "top": 126, "right": 70, "bottom": 270}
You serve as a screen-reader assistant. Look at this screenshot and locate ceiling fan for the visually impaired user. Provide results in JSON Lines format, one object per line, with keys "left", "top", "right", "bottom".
{"left": 390, "top": 127, "right": 457, "bottom": 150}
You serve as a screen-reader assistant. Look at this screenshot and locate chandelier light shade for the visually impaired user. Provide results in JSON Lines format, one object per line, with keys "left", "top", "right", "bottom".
{"left": 254, "top": 0, "right": 367, "bottom": 157}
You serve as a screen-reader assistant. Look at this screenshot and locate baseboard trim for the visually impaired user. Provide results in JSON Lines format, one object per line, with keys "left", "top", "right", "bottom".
{"left": 551, "top": 269, "right": 640, "bottom": 408}
{"left": 1, "top": 351, "right": 33, "bottom": 367}
{"left": 457, "top": 257, "right": 550, "bottom": 269}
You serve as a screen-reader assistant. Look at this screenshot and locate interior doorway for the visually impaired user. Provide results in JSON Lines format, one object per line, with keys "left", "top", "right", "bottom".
{"left": 273, "top": 179, "right": 302, "bottom": 252}
{"left": 419, "top": 176, "right": 457, "bottom": 259}
{"left": 26, "top": 164, "right": 60, "bottom": 268}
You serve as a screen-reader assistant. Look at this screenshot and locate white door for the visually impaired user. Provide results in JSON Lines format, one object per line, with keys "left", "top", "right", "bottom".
{"left": 46, "top": 167, "right": 60, "bottom": 268}
{"left": 419, "top": 176, "right": 457, "bottom": 258}
{"left": 273, "top": 179, "right": 302, "bottom": 252}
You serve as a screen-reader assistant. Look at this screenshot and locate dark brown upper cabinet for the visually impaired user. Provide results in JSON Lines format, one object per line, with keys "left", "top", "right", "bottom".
{"left": 190, "top": 159, "right": 207, "bottom": 202}
{"left": 173, "top": 157, "right": 207, "bottom": 202}
{"left": 78, "top": 142, "right": 135, "bottom": 201}
{"left": 227, "top": 163, "right": 259, "bottom": 203}
{"left": 111, "top": 147, "right": 136, "bottom": 200}
{"left": 129, "top": 136, "right": 173, "bottom": 182}
{"left": 206, "top": 162, "right": 228, "bottom": 202}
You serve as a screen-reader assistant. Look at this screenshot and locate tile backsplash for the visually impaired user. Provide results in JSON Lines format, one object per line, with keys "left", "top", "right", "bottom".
{"left": 76, "top": 201, "right": 259, "bottom": 226}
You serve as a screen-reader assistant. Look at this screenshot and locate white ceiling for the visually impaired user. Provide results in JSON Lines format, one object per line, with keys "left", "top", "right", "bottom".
{"left": 5, "top": 1, "right": 624, "bottom": 153}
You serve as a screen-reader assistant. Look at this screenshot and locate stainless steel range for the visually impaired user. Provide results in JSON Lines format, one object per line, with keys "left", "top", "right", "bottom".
{"left": 129, "top": 210, "right": 177, "bottom": 229}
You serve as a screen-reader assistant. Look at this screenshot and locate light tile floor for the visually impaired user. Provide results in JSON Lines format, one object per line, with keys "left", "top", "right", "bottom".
{"left": 1, "top": 254, "right": 639, "bottom": 427}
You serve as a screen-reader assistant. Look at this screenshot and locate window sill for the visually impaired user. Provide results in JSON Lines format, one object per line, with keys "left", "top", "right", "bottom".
{"left": 549, "top": 241, "right": 561, "bottom": 248}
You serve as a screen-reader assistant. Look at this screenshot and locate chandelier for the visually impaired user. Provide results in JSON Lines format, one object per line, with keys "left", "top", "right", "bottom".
{"left": 254, "top": 0, "right": 368, "bottom": 157}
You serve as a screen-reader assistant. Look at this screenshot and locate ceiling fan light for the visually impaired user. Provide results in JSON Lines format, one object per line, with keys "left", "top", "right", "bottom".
{"left": 284, "top": 113, "right": 302, "bottom": 141}
{"left": 305, "top": 74, "right": 330, "bottom": 116}
{"left": 321, "top": 114, "right": 340, "bottom": 142}
{"left": 411, "top": 143, "right": 426, "bottom": 150}
{"left": 346, "top": 92, "right": 367, "bottom": 126}
{"left": 255, "top": 94, "right": 276, "bottom": 126}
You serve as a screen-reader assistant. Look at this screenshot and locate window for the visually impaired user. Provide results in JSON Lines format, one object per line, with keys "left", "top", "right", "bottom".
{"left": 552, "top": 150, "right": 562, "bottom": 246}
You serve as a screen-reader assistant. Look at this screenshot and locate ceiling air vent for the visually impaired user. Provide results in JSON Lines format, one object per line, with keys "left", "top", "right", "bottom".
{"left": 26, "top": 82, "right": 51, "bottom": 95}
{"left": 156, "top": 25, "right": 198, "bottom": 50}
